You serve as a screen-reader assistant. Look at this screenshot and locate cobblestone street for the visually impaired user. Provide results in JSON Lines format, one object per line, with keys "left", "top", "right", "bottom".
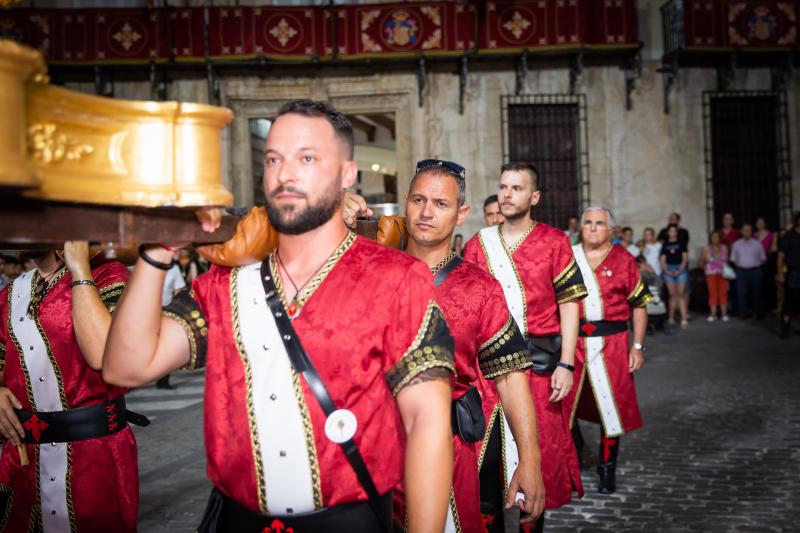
{"left": 134, "top": 318, "right": 800, "bottom": 532}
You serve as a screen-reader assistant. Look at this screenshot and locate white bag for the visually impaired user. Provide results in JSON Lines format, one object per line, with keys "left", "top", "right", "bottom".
{"left": 722, "top": 264, "right": 737, "bottom": 280}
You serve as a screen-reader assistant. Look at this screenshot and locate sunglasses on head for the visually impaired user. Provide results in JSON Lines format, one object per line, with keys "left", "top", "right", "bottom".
{"left": 415, "top": 159, "right": 466, "bottom": 179}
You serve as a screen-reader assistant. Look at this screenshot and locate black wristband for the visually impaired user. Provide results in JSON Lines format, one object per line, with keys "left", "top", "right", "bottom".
{"left": 70, "top": 279, "right": 96, "bottom": 288}
{"left": 556, "top": 362, "right": 575, "bottom": 372}
{"left": 138, "top": 245, "right": 174, "bottom": 271}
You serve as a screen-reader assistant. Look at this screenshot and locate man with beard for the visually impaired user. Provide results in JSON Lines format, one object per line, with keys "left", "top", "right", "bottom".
{"left": 566, "top": 207, "right": 650, "bottom": 494}
{"left": 388, "top": 160, "right": 545, "bottom": 531}
{"left": 463, "top": 162, "right": 586, "bottom": 531}
{"left": 102, "top": 100, "right": 455, "bottom": 532}
{"left": 0, "top": 244, "right": 140, "bottom": 532}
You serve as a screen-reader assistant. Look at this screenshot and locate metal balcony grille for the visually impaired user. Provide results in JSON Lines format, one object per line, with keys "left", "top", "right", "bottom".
{"left": 501, "top": 94, "right": 589, "bottom": 229}
{"left": 702, "top": 91, "right": 793, "bottom": 230}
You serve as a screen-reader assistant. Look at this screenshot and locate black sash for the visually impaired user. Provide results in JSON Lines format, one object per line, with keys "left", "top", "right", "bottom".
{"left": 578, "top": 320, "right": 628, "bottom": 338}
{"left": 434, "top": 255, "right": 463, "bottom": 288}
{"left": 259, "top": 261, "right": 389, "bottom": 532}
{"left": 198, "top": 487, "right": 392, "bottom": 533}
{"left": 15, "top": 396, "right": 149, "bottom": 444}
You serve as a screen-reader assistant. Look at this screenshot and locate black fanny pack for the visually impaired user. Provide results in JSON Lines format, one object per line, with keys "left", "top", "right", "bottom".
{"left": 527, "top": 335, "right": 562, "bottom": 375}
{"left": 451, "top": 386, "right": 486, "bottom": 443}
{"left": 198, "top": 487, "right": 393, "bottom": 533}
{"left": 578, "top": 320, "right": 628, "bottom": 338}
{"left": 15, "top": 396, "right": 149, "bottom": 445}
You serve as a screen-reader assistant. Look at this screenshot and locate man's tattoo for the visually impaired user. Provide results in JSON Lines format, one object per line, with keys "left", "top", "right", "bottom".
{"left": 407, "top": 366, "right": 451, "bottom": 388}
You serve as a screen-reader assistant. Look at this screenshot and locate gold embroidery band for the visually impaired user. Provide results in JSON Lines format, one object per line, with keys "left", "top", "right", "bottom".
{"left": 478, "top": 315, "right": 531, "bottom": 379}
{"left": 556, "top": 284, "right": 589, "bottom": 305}
{"left": 385, "top": 301, "right": 455, "bottom": 397}
{"left": 627, "top": 279, "right": 653, "bottom": 308}
{"left": 553, "top": 260, "right": 578, "bottom": 289}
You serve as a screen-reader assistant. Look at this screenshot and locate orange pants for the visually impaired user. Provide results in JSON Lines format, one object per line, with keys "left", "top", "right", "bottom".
{"left": 706, "top": 273, "right": 728, "bottom": 308}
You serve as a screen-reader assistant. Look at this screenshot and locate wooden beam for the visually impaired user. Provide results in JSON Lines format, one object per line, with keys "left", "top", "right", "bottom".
{"left": 347, "top": 115, "right": 376, "bottom": 142}
{"left": 0, "top": 200, "right": 379, "bottom": 248}
{"left": 0, "top": 201, "right": 237, "bottom": 248}
{"left": 364, "top": 113, "right": 396, "bottom": 139}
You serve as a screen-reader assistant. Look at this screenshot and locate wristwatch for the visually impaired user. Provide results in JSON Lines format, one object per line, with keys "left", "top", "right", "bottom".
{"left": 632, "top": 342, "right": 645, "bottom": 351}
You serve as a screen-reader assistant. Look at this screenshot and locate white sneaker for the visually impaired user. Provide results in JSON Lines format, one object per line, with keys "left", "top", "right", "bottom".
{"left": 706, "top": 315, "right": 717, "bottom": 323}
{"left": 721, "top": 316, "right": 730, "bottom": 322}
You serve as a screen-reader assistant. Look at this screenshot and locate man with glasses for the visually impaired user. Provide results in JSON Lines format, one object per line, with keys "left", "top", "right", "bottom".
{"left": 463, "top": 162, "right": 587, "bottom": 531}
{"left": 102, "top": 100, "right": 456, "bottom": 532}
{"left": 391, "top": 159, "right": 545, "bottom": 531}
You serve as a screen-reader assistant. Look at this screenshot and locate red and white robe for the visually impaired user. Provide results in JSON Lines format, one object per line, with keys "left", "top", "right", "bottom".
{"left": 463, "top": 222, "right": 587, "bottom": 509}
{"left": 0, "top": 262, "right": 138, "bottom": 532}
{"left": 163, "top": 233, "right": 455, "bottom": 520}
{"left": 567, "top": 244, "right": 652, "bottom": 436}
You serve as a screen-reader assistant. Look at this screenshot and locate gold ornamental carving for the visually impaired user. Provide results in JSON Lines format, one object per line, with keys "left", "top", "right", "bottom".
{"left": 0, "top": 38, "right": 234, "bottom": 208}
{"left": 0, "top": 0, "right": 23, "bottom": 8}
{"left": 28, "top": 123, "right": 94, "bottom": 164}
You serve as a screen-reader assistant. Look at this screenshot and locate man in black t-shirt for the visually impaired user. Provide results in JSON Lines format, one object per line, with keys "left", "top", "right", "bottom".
{"left": 658, "top": 212, "right": 690, "bottom": 247}
{"left": 778, "top": 211, "right": 800, "bottom": 338}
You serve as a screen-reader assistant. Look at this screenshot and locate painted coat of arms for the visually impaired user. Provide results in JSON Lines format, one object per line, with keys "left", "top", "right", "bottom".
{"left": 384, "top": 10, "right": 418, "bottom": 47}
{"left": 747, "top": 6, "right": 777, "bottom": 41}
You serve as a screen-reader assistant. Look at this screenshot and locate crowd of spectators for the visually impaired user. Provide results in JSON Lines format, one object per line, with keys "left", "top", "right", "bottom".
{"left": 561, "top": 210, "right": 799, "bottom": 338}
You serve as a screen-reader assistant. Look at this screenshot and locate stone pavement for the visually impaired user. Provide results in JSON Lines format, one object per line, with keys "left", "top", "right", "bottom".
{"left": 134, "top": 318, "right": 800, "bottom": 532}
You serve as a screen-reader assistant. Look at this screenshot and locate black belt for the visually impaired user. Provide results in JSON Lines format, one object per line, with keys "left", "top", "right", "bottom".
{"left": 198, "top": 487, "right": 393, "bottom": 533}
{"left": 579, "top": 320, "right": 628, "bottom": 338}
{"left": 15, "top": 396, "right": 149, "bottom": 444}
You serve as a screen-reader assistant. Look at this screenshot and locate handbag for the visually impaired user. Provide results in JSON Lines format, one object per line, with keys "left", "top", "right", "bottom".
{"left": 527, "top": 335, "right": 562, "bottom": 374}
{"left": 722, "top": 264, "right": 737, "bottom": 280}
{"left": 451, "top": 386, "right": 486, "bottom": 443}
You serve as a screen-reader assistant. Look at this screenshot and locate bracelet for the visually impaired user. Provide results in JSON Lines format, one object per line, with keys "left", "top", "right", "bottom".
{"left": 70, "top": 279, "right": 96, "bottom": 288}
{"left": 138, "top": 245, "right": 174, "bottom": 271}
{"left": 556, "top": 362, "right": 575, "bottom": 372}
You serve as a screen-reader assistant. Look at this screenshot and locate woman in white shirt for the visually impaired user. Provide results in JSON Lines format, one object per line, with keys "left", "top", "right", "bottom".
{"left": 642, "top": 227, "right": 662, "bottom": 276}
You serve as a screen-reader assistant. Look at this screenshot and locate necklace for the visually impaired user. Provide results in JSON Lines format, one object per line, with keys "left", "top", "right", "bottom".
{"left": 275, "top": 239, "right": 342, "bottom": 319}
{"left": 28, "top": 265, "right": 66, "bottom": 319}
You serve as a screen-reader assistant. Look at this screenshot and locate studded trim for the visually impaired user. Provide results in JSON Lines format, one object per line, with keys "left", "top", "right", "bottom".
{"left": 385, "top": 301, "right": 455, "bottom": 396}
{"left": 478, "top": 315, "right": 532, "bottom": 379}
{"left": 627, "top": 278, "right": 653, "bottom": 308}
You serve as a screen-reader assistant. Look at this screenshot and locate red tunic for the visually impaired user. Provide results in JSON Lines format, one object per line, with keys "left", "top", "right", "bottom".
{"left": 0, "top": 262, "right": 137, "bottom": 532}
{"left": 463, "top": 222, "right": 587, "bottom": 509}
{"left": 163, "top": 233, "right": 455, "bottom": 515}
{"left": 394, "top": 254, "right": 530, "bottom": 532}
{"left": 567, "top": 245, "right": 652, "bottom": 436}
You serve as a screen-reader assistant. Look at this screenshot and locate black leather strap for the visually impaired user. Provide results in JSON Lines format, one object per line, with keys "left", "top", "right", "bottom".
{"left": 259, "top": 261, "right": 388, "bottom": 532}
{"left": 434, "top": 255, "right": 463, "bottom": 288}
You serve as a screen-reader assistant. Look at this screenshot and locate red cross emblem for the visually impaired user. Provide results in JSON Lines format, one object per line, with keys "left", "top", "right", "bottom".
{"left": 581, "top": 322, "right": 597, "bottom": 336}
{"left": 262, "top": 519, "right": 294, "bottom": 533}
{"left": 480, "top": 514, "right": 495, "bottom": 532}
{"left": 23, "top": 414, "right": 48, "bottom": 443}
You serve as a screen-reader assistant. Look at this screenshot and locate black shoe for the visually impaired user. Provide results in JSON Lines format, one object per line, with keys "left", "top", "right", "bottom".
{"left": 597, "top": 464, "right": 616, "bottom": 494}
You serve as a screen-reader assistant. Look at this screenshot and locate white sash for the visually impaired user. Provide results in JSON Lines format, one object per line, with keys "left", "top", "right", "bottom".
{"left": 478, "top": 227, "right": 524, "bottom": 489}
{"left": 9, "top": 271, "right": 70, "bottom": 533}
{"left": 572, "top": 245, "right": 624, "bottom": 437}
{"left": 234, "top": 264, "right": 317, "bottom": 514}
{"left": 479, "top": 227, "right": 527, "bottom": 337}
